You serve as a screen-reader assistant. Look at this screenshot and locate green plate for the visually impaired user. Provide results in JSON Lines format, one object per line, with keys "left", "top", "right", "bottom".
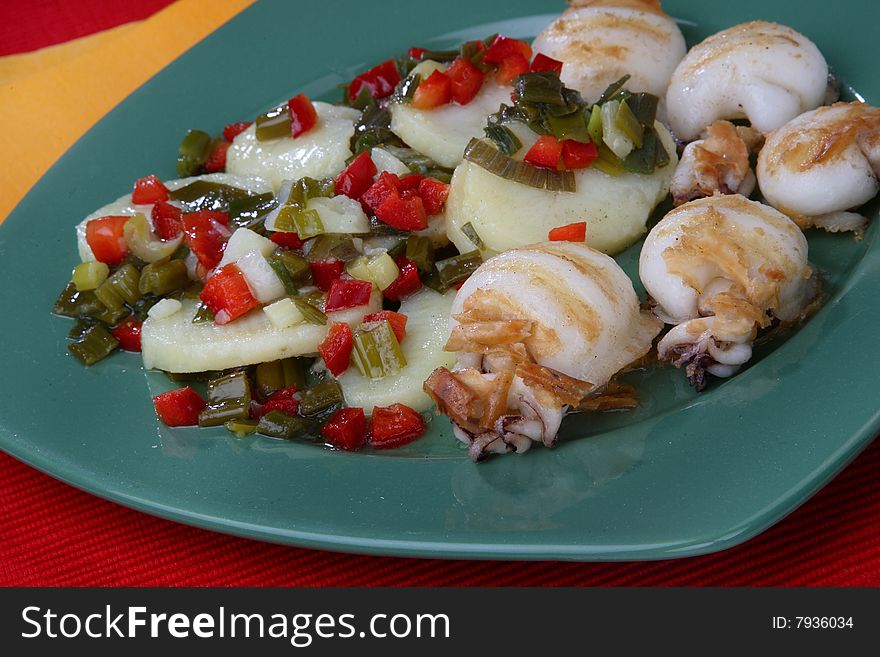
{"left": 1, "top": 0, "right": 878, "bottom": 561}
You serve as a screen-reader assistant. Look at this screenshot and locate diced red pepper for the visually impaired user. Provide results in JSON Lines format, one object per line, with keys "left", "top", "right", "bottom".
{"left": 418, "top": 177, "right": 450, "bottom": 215}
{"left": 319, "top": 322, "right": 354, "bottom": 376}
{"left": 131, "top": 174, "right": 169, "bottom": 205}
{"left": 447, "top": 57, "right": 485, "bottom": 105}
{"left": 269, "top": 231, "right": 305, "bottom": 250}
{"left": 111, "top": 316, "right": 142, "bottom": 352}
{"left": 548, "top": 221, "right": 587, "bottom": 242}
{"left": 325, "top": 278, "right": 373, "bottom": 312}
{"left": 362, "top": 310, "right": 407, "bottom": 343}
{"left": 152, "top": 387, "right": 206, "bottom": 427}
{"left": 199, "top": 263, "right": 259, "bottom": 325}
{"left": 397, "top": 173, "right": 424, "bottom": 193}
{"left": 182, "top": 210, "right": 230, "bottom": 270}
{"left": 322, "top": 407, "right": 368, "bottom": 451}
{"left": 360, "top": 171, "right": 400, "bottom": 213}
{"left": 454, "top": 278, "right": 469, "bottom": 291}
{"left": 85, "top": 215, "right": 129, "bottom": 265}
{"left": 530, "top": 53, "right": 564, "bottom": 75}
{"left": 335, "top": 152, "right": 378, "bottom": 200}
{"left": 524, "top": 135, "right": 563, "bottom": 169}
{"left": 309, "top": 259, "right": 345, "bottom": 292}
{"left": 151, "top": 201, "right": 184, "bottom": 240}
{"left": 222, "top": 121, "right": 251, "bottom": 141}
{"left": 375, "top": 189, "right": 428, "bottom": 231}
{"left": 411, "top": 70, "right": 453, "bottom": 110}
{"left": 483, "top": 35, "right": 533, "bottom": 65}
{"left": 561, "top": 139, "right": 598, "bottom": 170}
{"left": 370, "top": 403, "right": 426, "bottom": 449}
{"left": 348, "top": 59, "right": 402, "bottom": 102}
{"left": 257, "top": 386, "right": 300, "bottom": 418}
{"left": 382, "top": 258, "right": 422, "bottom": 301}
{"left": 408, "top": 47, "right": 426, "bottom": 61}
{"left": 204, "top": 140, "right": 230, "bottom": 173}
{"left": 495, "top": 53, "right": 530, "bottom": 86}
{"left": 288, "top": 93, "right": 318, "bottom": 138}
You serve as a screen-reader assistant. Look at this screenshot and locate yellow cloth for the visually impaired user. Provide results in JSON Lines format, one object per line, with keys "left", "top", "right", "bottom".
{"left": 0, "top": 0, "right": 256, "bottom": 224}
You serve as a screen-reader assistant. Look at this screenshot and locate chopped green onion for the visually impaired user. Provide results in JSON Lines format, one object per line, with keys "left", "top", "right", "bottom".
{"left": 405, "top": 235, "right": 435, "bottom": 273}
{"left": 614, "top": 100, "right": 644, "bottom": 148}
{"left": 170, "top": 180, "right": 254, "bottom": 213}
{"left": 124, "top": 213, "right": 182, "bottom": 263}
{"left": 67, "top": 324, "right": 118, "bottom": 365}
{"left": 626, "top": 93, "right": 660, "bottom": 128}
{"left": 72, "top": 261, "right": 109, "bottom": 291}
{"left": 256, "top": 411, "right": 318, "bottom": 440}
{"left": 95, "top": 263, "right": 141, "bottom": 312}
{"left": 138, "top": 260, "right": 189, "bottom": 296}
{"left": 463, "top": 139, "right": 576, "bottom": 192}
{"left": 596, "top": 75, "right": 631, "bottom": 105}
{"left": 351, "top": 320, "right": 407, "bottom": 379}
{"left": 299, "top": 379, "right": 344, "bottom": 416}
{"left": 386, "top": 238, "right": 408, "bottom": 261}
{"left": 547, "top": 110, "right": 590, "bottom": 143}
{"left": 255, "top": 105, "right": 291, "bottom": 142}
{"left": 624, "top": 127, "right": 670, "bottom": 174}
{"left": 484, "top": 124, "right": 523, "bottom": 156}
{"left": 460, "top": 222, "right": 485, "bottom": 250}
{"left": 396, "top": 73, "right": 421, "bottom": 103}
{"left": 416, "top": 49, "right": 458, "bottom": 62}
{"left": 176, "top": 129, "right": 213, "bottom": 177}
{"left": 228, "top": 192, "right": 277, "bottom": 229}
{"left": 436, "top": 250, "right": 481, "bottom": 288}
{"left": 587, "top": 104, "right": 603, "bottom": 144}
{"left": 515, "top": 72, "right": 569, "bottom": 106}
{"left": 292, "top": 297, "right": 327, "bottom": 325}
{"left": 225, "top": 419, "right": 258, "bottom": 438}
{"left": 199, "top": 371, "right": 252, "bottom": 427}
{"left": 67, "top": 319, "right": 97, "bottom": 340}
{"left": 272, "top": 250, "right": 311, "bottom": 284}
{"left": 267, "top": 258, "right": 297, "bottom": 295}
{"left": 381, "top": 145, "right": 453, "bottom": 180}
{"left": 601, "top": 100, "right": 635, "bottom": 160}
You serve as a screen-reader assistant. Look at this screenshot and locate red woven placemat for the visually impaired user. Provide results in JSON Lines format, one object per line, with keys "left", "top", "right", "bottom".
{"left": 2, "top": 1, "right": 879, "bottom": 587}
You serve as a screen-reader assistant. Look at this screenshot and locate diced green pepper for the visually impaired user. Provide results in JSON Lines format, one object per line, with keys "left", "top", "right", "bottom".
{"left": 256, "top": 411, "right": 318, "bottom": 440}
{"left": 132, "top": 295, "right": 162, "bottom": 320}
{"left": 351, "top": 320, "right": 407, "bottom": 380}
{"left": 176, "top": 129, "right": 213, "bottom": 177}
{"left": 587, "top": 104, "right": 603, "bottom": 145}
{"left": 547, "top": 110, "right": 590, "bottom": 143}
{"left": 67, "top": 324, "right": 118, "bottom": 365}
{"left": 228, "top": 192, "right": 277, "bottom": 229}
{"left": 138, "top": 260, "right": 189, "bottom": 296}
{"left": 169, "top": 180, "right": 253, "bottom": 212}
{"left": 272, "top": 251, "right": 311, "bottom": 284}
{"left": 281, "top": 357, "right": 308, "bottom": 390}
{"left": 299, "top": 379, "right": 344, "bottom": 416}
{"left": 484, "top": 124, "right": 522, "bottom": 156}
{"left": 67, "top": 319, "right": 97, "bottom": 340}
{"left": 255, "top": 105, "right": 291, "bottom": 142}
{"left": 306, "top": 234, "right": 359, "bottom": 262}
{"left": 404, "top": 235, "right": 434, "bottom": 273}
{"left": 436, "top": 250, "right": 481, "bottom": 288}
{"left": 199, "top": 370, "right": 252, "bottom": 427}
{"left": 192, "top": 303, "right": 215, "bottom": 324}
{"left": 292, "top": 297, "right": 327, "bottom": 326}
{"left": 255, "top": 360, "right": 285, "bottom": 398}
{"left": 614, "top": 100, "right": 644, "bottom": 149}
{"left": 95, "top": 263, "right": 141, "bottom": 312}
{"left": 460, "top": 223, "right": 485, "bottom": 251}
{"left": 626, "top": 93, "right": 659, "bottom": 128}
{"left": 267, "top": 258, "right": 298, "bottom": 295}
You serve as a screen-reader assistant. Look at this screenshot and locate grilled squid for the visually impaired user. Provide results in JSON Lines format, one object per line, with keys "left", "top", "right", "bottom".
{"left": 666, "top": 21, "right": 829, "bottom": 142}
{"left": 424, "top": 241, "right": 661, "bottom": 461}
{"left": 532, "top": 0, "right": 686, "bottom": 104}
{"left": 639, "top": 195, "right": 816, "bottom": 390}
{"left": 670, "top": 120, "right": 764, "bottom": 206}
{"left": 757, "top": 102, "right": 880, "bottom": 235}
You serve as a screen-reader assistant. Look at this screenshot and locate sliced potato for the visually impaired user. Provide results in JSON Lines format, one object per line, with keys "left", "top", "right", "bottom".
{"left": 142, "top": 289, "right": 380, "bottom": 373}
{"left": 390, "top": 83, "right": 511, "bottom": 169}
{"left": 142, "top": 299, "right": 326, "bottom": 373}
{"left": 76, "top": 173, "right": 273, "bottom": 262}
{"left": 226, "top": 102, "right": 360, "bottom": 189}
{"left": 338, "top": 288, "right": 456, "bottom": 413}
{"left": 445, "top": 122, "right": 678, "bottom": 255}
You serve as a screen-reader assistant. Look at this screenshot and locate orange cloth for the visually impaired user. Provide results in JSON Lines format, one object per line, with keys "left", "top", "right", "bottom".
{"left": 0, "top": 0, "right": 255, "bottom": 224}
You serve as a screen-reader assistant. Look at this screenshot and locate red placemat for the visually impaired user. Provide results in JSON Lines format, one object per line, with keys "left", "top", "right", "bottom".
{"left": 2, "top": 1, "right": 879, "bottom": 587}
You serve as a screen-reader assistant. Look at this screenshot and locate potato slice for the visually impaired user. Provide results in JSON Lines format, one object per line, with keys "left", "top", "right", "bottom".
{"left": 226, "top": 102, "right": 360, "bottom": 189}
{"left": 445, "top": 122, "right": 677, "bottom": 255}
{"left": 338, "top": 288, "right": 456, "bottom": 413}
{"left": 390, "top": 83, "right": 511, "bottom": 169}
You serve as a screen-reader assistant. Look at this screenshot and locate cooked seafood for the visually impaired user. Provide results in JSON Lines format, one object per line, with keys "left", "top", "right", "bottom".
{"left": 532, "top": 0, "right": 686, "bottom": 104}
{"left": 639, "top": 195, "right": 816, "bottom": 389}
{"left": 666, "top": 21, "right": 828, "bottom": 141}
{"left": 757, "top": 101, "right": 880, "bottom": 234}
{"left": 670, "top": 120, "right": 763, "bottom": 206}
{"left": 424, "top": 241, "right": 661, "bottom": 460}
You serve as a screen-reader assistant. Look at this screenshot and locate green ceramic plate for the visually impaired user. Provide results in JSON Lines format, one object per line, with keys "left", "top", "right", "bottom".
{"left": 1, "top": 0, "right": 878, "bottom": 561}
